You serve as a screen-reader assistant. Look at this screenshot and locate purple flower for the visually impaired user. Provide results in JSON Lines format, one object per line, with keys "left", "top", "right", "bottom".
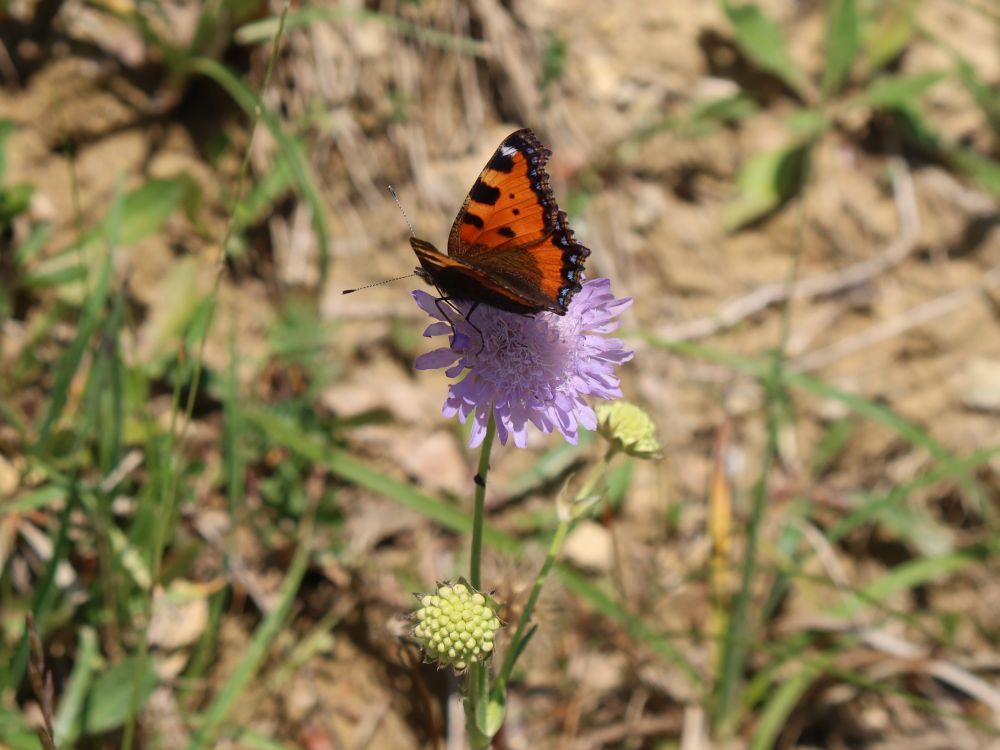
{"left": 413, "top": 279, "right": 633, "bottom": 448}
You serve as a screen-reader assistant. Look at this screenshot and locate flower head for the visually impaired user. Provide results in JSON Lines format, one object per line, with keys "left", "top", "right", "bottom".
{"left": 413, "top": 278, "right": 633, "bottom": 447}
{"left": 596, "top": 401, "right": 662, "bottom": 459}
{"left": 413, "top": 581, "right": 502, "bottom": 671}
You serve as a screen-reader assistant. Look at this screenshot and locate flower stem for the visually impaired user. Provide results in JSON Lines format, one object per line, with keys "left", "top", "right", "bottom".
{"left": 466, "top": 411, "right": 497, "bottom": 749}
{"left": 494, "top": 447, "right": 618, "bottom": 695}
{"left": 470, "top": 411, "right": 496, "bottom": 590}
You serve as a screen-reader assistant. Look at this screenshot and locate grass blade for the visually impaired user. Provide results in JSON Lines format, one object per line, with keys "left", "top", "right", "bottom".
{"left": 641, "top": 336, "right": 981, "bottom": 497}
{"left": 51, "top": 627, "right": 100, "bottom": 745}
{"left": 830, "top": 543, "right": 996, "bottom": 620}
{"left": 249, "top": 408, "right": 704, "bottom": 688}
{"left": 184, "top": 57, "right": 331, "bottom": 284}
{"left": 558, "top": 567, "right": 703, "bottom": 687}
{"left": 235, "top": 8, "right": 486, "bottom": 57}
{"left": 244, "top": 407, "right": 519, "bottom": 553}
{"left": 185, "top": 510, "right": 313, "bottom": 750}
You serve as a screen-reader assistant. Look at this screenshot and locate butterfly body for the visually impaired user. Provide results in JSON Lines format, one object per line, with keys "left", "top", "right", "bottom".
{"left": 412, "top": 129, "right": 590, "bottom": 316}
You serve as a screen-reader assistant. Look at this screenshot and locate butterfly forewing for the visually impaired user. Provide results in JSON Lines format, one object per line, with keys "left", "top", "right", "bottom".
{"left": 415, "top": 128, "right": 590, "bottom": 315}
{"left": 449, "top": 131, "right": 553, "bottom": 255}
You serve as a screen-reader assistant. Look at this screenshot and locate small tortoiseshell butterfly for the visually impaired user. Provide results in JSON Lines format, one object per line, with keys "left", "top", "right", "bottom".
{"left": 411, "top": 128, "right": 590, "bottom": 318}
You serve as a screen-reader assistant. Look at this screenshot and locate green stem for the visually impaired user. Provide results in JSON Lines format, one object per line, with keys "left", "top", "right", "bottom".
{"left": 494, "top": 447, "right": 618, "bottom": 696}
{"left": 465, "top": 661, "right": 491, "bottom": 749}
{"left": 465, "top": 411, "right": 497, "bottom": 749}
{"left": 470, "top": 412, "right": 496, "bottom": 590}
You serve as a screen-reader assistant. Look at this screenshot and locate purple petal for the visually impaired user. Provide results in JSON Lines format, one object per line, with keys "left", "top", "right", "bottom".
{"left": 416, "top": 348, "right": 460, "bottom": 370}
{"left": 412, "top": 290, "right": 446, "bottom": 319}
{"left": 411, "top": 277, "right": 634, "bottom": 448}
{"left": 423, "top": 322, "right": 452, "bottom": 337}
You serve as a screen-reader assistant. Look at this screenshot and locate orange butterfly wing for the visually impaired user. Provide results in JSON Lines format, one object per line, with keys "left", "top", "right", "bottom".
{"left": 448, "top": 128, "right": 590, "bottom": 315}
{"left": 439, "top": 129, "right": 589, "bottom": 314}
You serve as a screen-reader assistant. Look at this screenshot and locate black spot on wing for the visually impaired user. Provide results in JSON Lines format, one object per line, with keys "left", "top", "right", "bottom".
{"left": 463, "top": 213, "right": 485, "bottom": 229}
{"left": 498, "top": 227, "right": 516, "bottom": 238}
{"left": 488, "top": 151, "right": 515, "bottom": 173}
{"left": 512, "top": 208, "right": 520, "bottom": 215}
{"left": 469, "top": 180, "right": 501, "bottom": 206}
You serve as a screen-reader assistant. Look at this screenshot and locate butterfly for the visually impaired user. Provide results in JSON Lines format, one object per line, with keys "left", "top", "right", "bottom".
{"left": 410, "top": 128, "right": 590, "bottom": 324}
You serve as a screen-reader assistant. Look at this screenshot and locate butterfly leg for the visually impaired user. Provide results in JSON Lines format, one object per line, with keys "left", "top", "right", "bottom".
{"left": 464, "top": 301, "right": 486, "bottom": 355}
{"left": 431, "top": 292, "right": 485, "bottom": 355}
{"left": 431, "top": 290, "right": 463, "bottom": 345}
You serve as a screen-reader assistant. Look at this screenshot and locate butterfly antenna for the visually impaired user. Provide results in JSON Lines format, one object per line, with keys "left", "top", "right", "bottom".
{"left": 342, "top": 273, "right": 414, "bottom": 295}
{"left": 388, "top": 185, "right": 416, "bottom": 237}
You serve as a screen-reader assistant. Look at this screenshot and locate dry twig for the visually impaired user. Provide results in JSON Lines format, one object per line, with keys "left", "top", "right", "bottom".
{"left": 658, "top": 157, "right": 920, "bottom": 341}
{"left": 793, "top": 264, "right": 1000, "bottom": 372}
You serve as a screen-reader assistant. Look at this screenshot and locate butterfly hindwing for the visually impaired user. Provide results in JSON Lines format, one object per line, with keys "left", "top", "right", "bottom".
{"left": 411, "top": 237, "right": 552, "bottom": 315}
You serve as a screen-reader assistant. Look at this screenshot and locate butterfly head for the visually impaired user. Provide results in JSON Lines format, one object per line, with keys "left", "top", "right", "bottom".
{"left": 410, "top": 237, "right": 446, "bottom": 284}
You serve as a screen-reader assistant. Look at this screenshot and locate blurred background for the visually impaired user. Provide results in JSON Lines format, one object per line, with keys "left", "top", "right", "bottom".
{"left": 2, "top": 0, "right": 1000, "bottom": 747}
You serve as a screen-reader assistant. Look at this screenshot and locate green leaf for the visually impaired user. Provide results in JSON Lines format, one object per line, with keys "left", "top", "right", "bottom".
{"left": 722, "top": 2, "right": 806, "bottom": 96}
{"left": 21, "top": 263, "right": 89, "bottom": 290}
{"left": 14, "top": 222, "right": 51, "bottom": 265}
{"left": 0, "top": 705, "right": 43, "bottom": 750}
{"left": 0, "top": 485, "right": 67, "bottom": 517}
{"left": 822, "top": 0, "right": 859, "bottom": 96}
{"left": 27, "top": 178, "right": 187, "bottom": 304}
{"left": 0, "top": 182, "right": 33, "bottom": 225}
{"left": 723, "top": 142, "right": 810, "bottom": 230}
{"left": 79, "top": 657, "right": 159, "bottom": 736}
{"left": 135, "top": 257, "right": 205, "bottom": 369}
{"left": 955, "top": 56, "right": 1000, "bottom": 135}
{"left": 862, "top": 0, "right": 916, "bottom": 72}
{"left": 479, "top": 693, "right": 507, "bottom": 739}
{"left": 876, "top": 100, "right": 1000, "bottom": 197}
{"left": 950, "top": 147, "right": 1000, "bottom": 196}
{"left": 863, "top": 72, "right": 946, "bottom": 109}
{"left": 687, "top": 93, "right": 759, "bottom": 133}
{"left": 52, "top": 627, "right": 101, "bottom": 744}
{"left": 233, "top": 155, "right": 293, "bottom": 232}
{"left": 0, "top": 119, "right": 14, "bottom": 183}
{"left": 785, "top": 107, "right": 826, "bottom": 136}
{"left": 116, "top": 178, "right": 185, "bottom": 246}
{"left": 883, "top": 103, "right": 943, "bottom": 155}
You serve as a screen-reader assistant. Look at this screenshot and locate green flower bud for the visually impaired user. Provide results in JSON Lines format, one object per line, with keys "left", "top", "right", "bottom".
{"left": 596, "top": 401, "right": 662, "bottom": 459}
{"left": 413, "top": 581, "right": 502, "bottom": 671}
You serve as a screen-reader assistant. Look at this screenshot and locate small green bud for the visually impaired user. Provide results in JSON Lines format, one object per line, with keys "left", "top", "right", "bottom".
{"left": 596, "top": 401, "right": 662, "bottom": 459}
{"left": 413, "top": 580, "right": 502, "bottom": 672}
